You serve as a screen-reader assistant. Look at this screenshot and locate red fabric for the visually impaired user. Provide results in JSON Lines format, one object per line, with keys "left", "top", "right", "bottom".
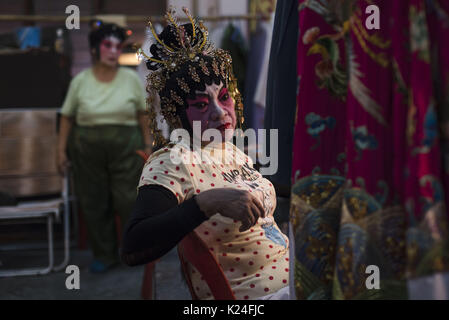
{"left": 290, "top": 0, "right": 449, "bottom": 299}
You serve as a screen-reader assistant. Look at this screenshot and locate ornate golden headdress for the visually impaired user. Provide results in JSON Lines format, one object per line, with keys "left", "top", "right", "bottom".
{"left": 137, "top": 7, "right": 244, "bottom": 148}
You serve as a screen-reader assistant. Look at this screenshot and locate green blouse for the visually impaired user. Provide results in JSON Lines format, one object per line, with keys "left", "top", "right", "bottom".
{"left": 61, "top": 67, "right": 146, "bottom": 126}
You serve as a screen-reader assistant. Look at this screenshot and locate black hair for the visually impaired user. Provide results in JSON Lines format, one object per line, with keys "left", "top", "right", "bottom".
{"left": 88, "top": 21, "right": 127, "bottom": 60}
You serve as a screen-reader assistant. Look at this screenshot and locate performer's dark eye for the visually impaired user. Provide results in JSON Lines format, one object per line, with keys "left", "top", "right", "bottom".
{"left": 194, "top": 102, "right": 208, "bottom": 110}
{"left": 220, "top": 93, "right": 229, "bottom": 101}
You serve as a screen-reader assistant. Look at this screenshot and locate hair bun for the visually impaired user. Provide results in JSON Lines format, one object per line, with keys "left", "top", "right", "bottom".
{"left": 88, "top": 22, "right": 127, "bottom": 50}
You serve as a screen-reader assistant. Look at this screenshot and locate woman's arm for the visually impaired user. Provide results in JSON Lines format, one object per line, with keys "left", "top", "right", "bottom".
{"left": 57, "top": 115, "right": 74, "bottom": 174}
{"left": 121, "top": 185, "right": 208, "bottom": 266}
{"left": 122, "top": 184, "right": 266, "bottom": 266}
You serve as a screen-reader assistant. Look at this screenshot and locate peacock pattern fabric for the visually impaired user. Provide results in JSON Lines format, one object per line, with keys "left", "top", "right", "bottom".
{"left": 290, "top": 0, "right": 449, "bottom": 299}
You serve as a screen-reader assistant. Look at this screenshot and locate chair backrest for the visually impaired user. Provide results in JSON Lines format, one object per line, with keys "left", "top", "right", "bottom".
{"left": 0, "top": 109, "right": 60, "bottom": 198}
{"left": 177, "top": 231, "right": 236, "bottom": 300}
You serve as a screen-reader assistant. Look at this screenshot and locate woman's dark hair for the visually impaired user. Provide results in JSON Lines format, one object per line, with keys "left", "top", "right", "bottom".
{"left": 88, "top": 21, "right": 127, "bottom": 59}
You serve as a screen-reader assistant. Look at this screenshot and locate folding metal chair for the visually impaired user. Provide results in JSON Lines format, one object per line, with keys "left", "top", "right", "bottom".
{"left": 0, "top": 109, "right": 73, "bottom": 277}
{"left": 0, "top": 171, "right": 72, "bottom": 276}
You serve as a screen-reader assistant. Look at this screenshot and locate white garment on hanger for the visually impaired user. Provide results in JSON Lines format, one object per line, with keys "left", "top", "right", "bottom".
{"left": 137, "top": 23, "right": 170, "bottom": 139}
{"left": 253, "top": 11, "right": 275, "bottom": 109}
{"left": 208, "top": 20, "right": 227, "bottom": 49}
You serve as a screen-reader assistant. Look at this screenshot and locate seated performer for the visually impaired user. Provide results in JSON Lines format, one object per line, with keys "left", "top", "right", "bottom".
{"left": 122, "top": 7, "right": 289, "bottom": 300}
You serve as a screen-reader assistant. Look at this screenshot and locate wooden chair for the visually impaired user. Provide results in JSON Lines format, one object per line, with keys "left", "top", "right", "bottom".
{"left": 141, "top": 261, "right": 157, "bottom": 300}
{"left": 177, "top": 231, "right": 236, "bottom": 300}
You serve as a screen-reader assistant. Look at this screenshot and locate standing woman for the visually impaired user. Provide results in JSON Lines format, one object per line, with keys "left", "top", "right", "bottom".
{"left": 58, "top": 21, "right": 151, "bottom": 273}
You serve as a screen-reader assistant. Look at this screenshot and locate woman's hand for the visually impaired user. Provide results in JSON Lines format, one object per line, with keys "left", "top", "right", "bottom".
{"left": 57, "top": 151, "right": 70, "bottom": 175}
{"left": 57, "top": 115, "right": 74, "bottom": 175}
{"left": 195, "top": 188, "right": 266, "bottom": 232}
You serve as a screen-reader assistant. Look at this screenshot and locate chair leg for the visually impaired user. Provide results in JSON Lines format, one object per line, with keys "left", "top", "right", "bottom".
{"left": 53, "top": 204, "right": 71, "bottom": 272}
{"left": 45, "top": 214, "right": 55, "bottom": 274}
{"left": 141, "top": 262, "right": 156, "bottom": 300}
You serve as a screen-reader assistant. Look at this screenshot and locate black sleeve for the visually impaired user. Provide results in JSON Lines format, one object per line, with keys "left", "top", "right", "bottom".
{"left": 121, "top": 184, "right": 208, "bottom": 266}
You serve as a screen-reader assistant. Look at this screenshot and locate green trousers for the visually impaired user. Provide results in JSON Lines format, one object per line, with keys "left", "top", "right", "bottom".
{"left": 68, "top": 125, "right": 144, "bottom": 265}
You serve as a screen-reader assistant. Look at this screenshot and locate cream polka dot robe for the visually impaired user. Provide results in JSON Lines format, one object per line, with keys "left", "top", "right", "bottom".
{"left": 139, "top": 141, "right": 290, "bottom": 300}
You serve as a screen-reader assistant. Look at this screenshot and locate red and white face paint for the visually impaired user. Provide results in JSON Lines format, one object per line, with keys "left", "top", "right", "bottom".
{"left": 99, "top": 36, "right": 123, "bottom": 67}
{"left": 186, "top": 82, "right": 236, "bottom": 144}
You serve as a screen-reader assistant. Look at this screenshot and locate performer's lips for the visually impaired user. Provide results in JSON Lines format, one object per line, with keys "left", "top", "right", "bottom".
{"left": 216, "top": 122, "right": 232, "bottom": 131}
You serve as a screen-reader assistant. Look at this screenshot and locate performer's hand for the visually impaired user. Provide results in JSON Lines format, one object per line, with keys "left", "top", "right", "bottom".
{"left": 195, "top": 188, "right": 266, "bottom": 232}
{"left": 57, "top": 151, "right": 70, "bottom": 175}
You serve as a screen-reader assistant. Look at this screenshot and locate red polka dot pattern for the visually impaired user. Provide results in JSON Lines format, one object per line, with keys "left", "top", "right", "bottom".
{"left": 139, "top": 142, "right": 289, "bottom": 301}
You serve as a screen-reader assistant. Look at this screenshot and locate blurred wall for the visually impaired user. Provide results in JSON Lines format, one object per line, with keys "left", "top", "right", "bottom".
{"left": 0, "top": 0, "right": 166, "bottom": 76}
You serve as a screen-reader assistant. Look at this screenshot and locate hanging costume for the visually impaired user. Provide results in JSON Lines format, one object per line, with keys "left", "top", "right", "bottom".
{"left": 290, "top": 0, "right": 449, "bottom": 299}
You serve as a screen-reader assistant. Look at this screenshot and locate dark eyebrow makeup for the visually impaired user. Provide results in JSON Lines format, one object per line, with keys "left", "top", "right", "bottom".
{"left": 194, "top": 93, "right": 210, "bottom": 99}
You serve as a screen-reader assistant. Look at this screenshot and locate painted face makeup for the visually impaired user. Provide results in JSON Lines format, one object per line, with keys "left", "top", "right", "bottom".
{"left": 186, "top": 82, "right": 236, "bottom": 144}
{"left": 99, "top": 36, "right": 123, "bottom": 67}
